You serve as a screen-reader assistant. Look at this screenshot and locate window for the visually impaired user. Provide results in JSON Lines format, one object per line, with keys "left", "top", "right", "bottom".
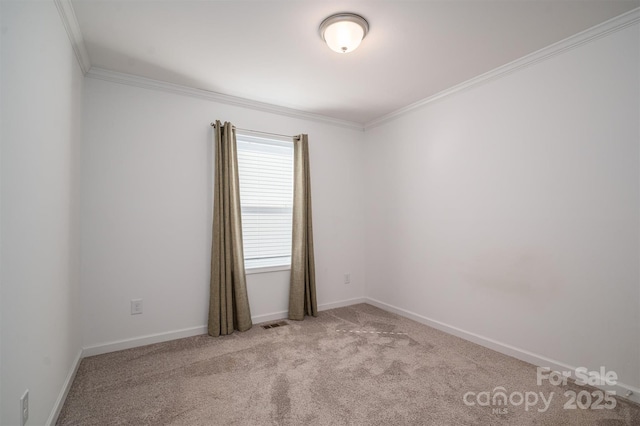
{"left": 236, "top": 133, "right": 294, "bottom": 271}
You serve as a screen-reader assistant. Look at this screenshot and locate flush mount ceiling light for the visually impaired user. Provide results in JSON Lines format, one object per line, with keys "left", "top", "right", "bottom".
{"left": 319, "top": 13, "right": 369, "bottom": 54}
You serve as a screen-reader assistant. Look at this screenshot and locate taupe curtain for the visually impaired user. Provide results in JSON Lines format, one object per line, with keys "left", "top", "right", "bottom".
{"left": 208, "top": 121, "right": 252, "bottom": 337}
{"left": 288, "top": 134, "right": 318, "bottom": 320}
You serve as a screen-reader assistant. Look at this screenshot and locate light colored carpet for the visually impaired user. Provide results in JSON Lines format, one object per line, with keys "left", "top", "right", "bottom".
{"left": 57, "top": 304, "right": 639, "bottom": 425}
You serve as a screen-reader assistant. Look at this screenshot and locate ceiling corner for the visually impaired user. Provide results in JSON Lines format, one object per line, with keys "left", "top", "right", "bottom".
{"left": 54, "top": 0, "right": 91, "bottom": 74}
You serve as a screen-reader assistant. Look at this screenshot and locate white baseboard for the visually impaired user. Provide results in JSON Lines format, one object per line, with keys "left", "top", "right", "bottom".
{"left": 251, "top": 297, "right": 368, "bottom": 324}
{"left": 46, "top": 348, "right": 83, "bottom": 426}
{"left": 365, "top": 297, "right": 640, "bottom": 404}
{"left": 82, "top": 325, "right": 207, "bottom": 357}
{"left": 252, "top": 310, "right": 288, "bottom": 324}
{"left": 319, "top": 297, "right": 367, "bottom": 311}
{"left": 82, "top": 297, "right": 367, "bottom": 357}
{"left": 45, "top": 296, "right": 640, "bottom": 425}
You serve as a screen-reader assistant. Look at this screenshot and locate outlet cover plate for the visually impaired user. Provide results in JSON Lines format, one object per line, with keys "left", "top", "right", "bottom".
{"left": 131, "top": 299, "right": 143, "bottom": 315}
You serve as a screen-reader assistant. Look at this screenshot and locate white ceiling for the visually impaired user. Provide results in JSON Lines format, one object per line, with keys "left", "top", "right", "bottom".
{"left": 72, "top": 0, "right": 639, "bottom": 125}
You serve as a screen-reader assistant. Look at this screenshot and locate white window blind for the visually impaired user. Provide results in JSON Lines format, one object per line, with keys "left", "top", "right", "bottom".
{"left": 236, "top": 134, "right": 294, "bottom": 270}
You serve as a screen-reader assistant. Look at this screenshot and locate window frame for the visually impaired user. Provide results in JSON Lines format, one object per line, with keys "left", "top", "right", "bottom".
{"left": 236, "top": 131, "right": 294, "bottom": 274}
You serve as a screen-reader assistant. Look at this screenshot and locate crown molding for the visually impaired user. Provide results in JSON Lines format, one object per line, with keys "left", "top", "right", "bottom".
{"left": 61, "top": 1, "right": 637, "bottom": 132}
{"left": 365, "top": 7, "right": 640, "bottom": 130}
{"left": 85, "top": 68, "right": 365, "bottom": 131}
{"left": 54, "top": 0, "right": 91, "bottom": 74}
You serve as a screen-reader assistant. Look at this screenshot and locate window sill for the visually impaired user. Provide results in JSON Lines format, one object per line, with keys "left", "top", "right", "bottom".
{"left": 245, "top": 264, "right": 291, "bottom": 275}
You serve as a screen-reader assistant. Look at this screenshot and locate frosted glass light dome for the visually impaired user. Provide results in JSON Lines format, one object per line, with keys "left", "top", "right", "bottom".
{"left": 319, "top": 13, "right": 369, "bottom": 54}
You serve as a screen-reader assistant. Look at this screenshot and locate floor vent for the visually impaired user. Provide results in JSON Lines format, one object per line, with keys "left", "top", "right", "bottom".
{"left": 262, "top": 321, "right": 288, "bottom": 329}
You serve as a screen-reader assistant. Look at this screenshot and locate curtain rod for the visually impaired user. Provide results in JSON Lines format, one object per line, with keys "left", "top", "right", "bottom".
{"left": 210, "top": 122, "right": 295, "bottom": 139}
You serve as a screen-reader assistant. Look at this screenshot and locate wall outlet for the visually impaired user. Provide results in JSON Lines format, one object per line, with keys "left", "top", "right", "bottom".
{"left": 20, "top": 389, "right": 29, "bottom": 426}
{"left": 131, "top": 299, "right": 143, "bottom": 315}
{"left": 344, "top": 273, "right": 351, "bottom": 284}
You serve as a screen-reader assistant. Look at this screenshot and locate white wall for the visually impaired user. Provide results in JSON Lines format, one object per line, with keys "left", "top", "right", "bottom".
{"left": 1, "top": 1, "right": 84, "bottom": 425}
{"left": 81, "top": 78, "right": 366, "bottom": 349}
{"left": 364, "top": 24, "right": 640, "bottom": 389}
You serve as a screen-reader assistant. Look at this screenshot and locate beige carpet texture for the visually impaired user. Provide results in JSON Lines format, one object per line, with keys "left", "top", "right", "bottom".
{"left": 57, "top": 304, "right": 640, "bottom": 425}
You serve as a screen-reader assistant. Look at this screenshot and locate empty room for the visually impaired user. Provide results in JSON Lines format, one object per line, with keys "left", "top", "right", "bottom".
{"left": 1, "top": 0, "right": 639, "bottom": 425}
